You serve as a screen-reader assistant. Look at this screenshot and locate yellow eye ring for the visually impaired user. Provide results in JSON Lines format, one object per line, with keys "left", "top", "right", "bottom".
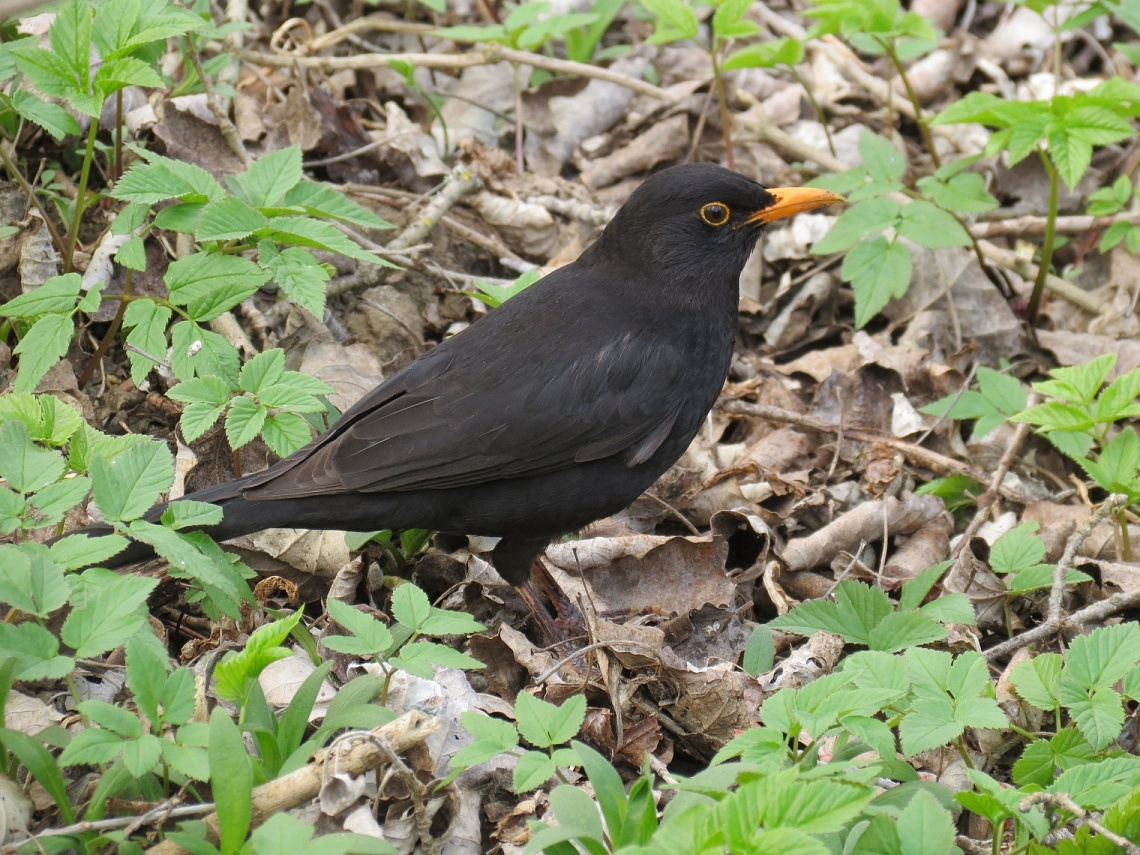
{"left": 700, "top": 202, "right": 731, "bottom": 227}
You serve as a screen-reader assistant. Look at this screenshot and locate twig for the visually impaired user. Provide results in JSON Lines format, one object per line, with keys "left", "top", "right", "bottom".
{"left": 32, "top": 804, "right": 213, "bottom": 840}
{"left": 145, "top": 710, "right": 438, "bottom": 855}
{"left": 328, "top": 164, "right": 484, "bottom": 298}
{"left": 950, "top": 395, "right": 1038, "bottom": 558}
{"left": 183, "top": 37, "right": 249, "bottom": 166}
{"left": 1019, "top": 792, "right": 1140, "bottom": 855}
{"left": 984, "top": 495, "right": 1126, "bottom": 662}
{"left": 719, "top": 400, "right": 1034, "bottom": 504}
{"left": 231, "top": 45, "right": 677, "bottom": 104}
{"left": 970, "top": 212, "right": 1140, "bottom": 239}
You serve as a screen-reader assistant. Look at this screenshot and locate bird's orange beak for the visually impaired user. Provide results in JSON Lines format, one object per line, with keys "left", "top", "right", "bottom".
{"left": 745, "top": 186, "right": 845, "bottom": 225}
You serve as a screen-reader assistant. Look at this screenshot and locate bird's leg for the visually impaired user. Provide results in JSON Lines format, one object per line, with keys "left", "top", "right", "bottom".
{"left": 514, "top": 577, "right": 568, "bottom": 648}
{"left": 529, "top": 557, "right": 584, "bottom": 630}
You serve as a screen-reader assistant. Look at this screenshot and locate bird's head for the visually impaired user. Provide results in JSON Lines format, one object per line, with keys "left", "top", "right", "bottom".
{"left": 592, "top": 163, "right": 844, "bottom": 281}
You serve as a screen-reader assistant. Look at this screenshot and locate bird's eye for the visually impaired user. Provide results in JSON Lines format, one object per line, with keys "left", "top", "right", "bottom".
{"left": 700, "top": 202, "right": 731, "bottom": 227}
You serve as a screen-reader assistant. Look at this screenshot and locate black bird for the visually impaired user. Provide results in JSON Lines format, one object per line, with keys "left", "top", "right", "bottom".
{"left": 79, "top": 164, "right": 841, "bottom": 629}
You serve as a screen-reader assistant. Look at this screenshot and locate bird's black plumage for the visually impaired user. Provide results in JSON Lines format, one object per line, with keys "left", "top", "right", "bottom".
{"left": 79, "top": 164, "right": 842, "bottom": 590}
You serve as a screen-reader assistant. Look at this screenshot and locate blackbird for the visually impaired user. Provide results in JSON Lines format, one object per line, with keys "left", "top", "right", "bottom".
{"left": 76, "top": 164, "right": 841, "bottom": 627}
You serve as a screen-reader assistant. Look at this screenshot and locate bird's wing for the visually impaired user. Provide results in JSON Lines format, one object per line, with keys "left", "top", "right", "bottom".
{"left": 242, "top": 295, "right": 694, "bottom": 500}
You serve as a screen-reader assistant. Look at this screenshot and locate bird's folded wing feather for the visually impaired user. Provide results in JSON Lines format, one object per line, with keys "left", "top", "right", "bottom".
{"left": 241, "top": 314, "right": 691, "bottom": 500}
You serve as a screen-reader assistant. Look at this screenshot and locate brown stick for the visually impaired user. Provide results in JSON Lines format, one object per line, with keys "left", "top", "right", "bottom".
{"left": 145, "top": 710, "right": 438, "bottom": 855}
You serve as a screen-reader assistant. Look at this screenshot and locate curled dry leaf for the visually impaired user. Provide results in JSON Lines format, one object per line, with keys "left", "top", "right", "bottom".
{"left": 783, "top": 493, "right": 948, "bottom": 573}
{"left": 525, "top": 56, "right": 649, "bottom": 176}
{"left": 468, "top": 191, "right": 560, "bottom": 258}
{"left": 578, "top": 113, "right": 691, "bottom": 190}
{"left": 544, "top": 531, "right": 736, "bottom": 614}
{"left": 882, "top": 512, "right": 954, "bottom": 588}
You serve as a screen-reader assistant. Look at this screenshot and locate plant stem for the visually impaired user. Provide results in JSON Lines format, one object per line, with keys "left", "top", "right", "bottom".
{"left": 789, "top": 65, "right": 836, "bottom": 158}
{"left": 65, "top": 117, "right": 101, "bottom": 273}
{"left": 114, "top": 89, "right": 123, "bottom": 182}
{"left": 77, "top": 268, "right": 133, "bottom": 388}
{"left": 1117, "top": 508, "right": 1132, "bottom": 561}
{"left": 1026, "top": 151, "right": 1059, "bottom": 325}
{"left": 709, "top": 47, "right": 735, "bottom": 169}
{"left": 884, "top": 42, "right": 940, "bottom": 169}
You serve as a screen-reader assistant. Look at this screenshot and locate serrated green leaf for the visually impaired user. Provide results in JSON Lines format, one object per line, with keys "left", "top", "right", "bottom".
{"left": 842, "top": 236, "right": 911, "bottom": 328}
{"left": 89, "top": 438, "right": 173, "bottom": 522}
{"left": 196, "top": 195, "right": 269, "bottom": 241}
{"left": 224, "top": 396, "right": 266, "bottom": 450}
{"left": 812, "top": 198, "right": 902, "bottom": 254}
{"left": 234, "top": 146, "right": 302, "bottom": 207}
{"left": 61, "top": 567, "right": 158, "bottom": 657}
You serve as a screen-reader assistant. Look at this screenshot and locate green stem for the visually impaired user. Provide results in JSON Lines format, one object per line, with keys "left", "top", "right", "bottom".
{"left": 884, "top": 42, "right": 941, "bottom": 169}
{"left": 114, "top": 89, "right": 123, "bottom": 182}
{"left": 709, "top": 46, "right": 734, "bottom": 169}
{"left": 65, "top": 116, "right": 101, "bottom": 273}
{"left": 77, "top": 268, "right": 133, "bottom": 388}
{"left": 1026, "top": 151, "right": 1059, "bottom": 325}
{"left": 789, "top": 65, "right": 836, "bottom": 158}
{"left": 0, "top": 137, "right": 68, "bottom": 257}
{"left": 953, "top": 736, "right": 975, "bottom": 770}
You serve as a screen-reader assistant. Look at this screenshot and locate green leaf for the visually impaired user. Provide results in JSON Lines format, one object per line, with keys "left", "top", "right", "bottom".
{"left": 1064, "top": 622, "right": 1140, "bottom": 690}
{"left": 916, "top": 171, "right": 998, "bottom": 214}
{"left": 546, "top": 784, "right": 606, "bottom": 846}
{"left": 49, "top": 532, "right": 129, "bottom": 570}
{"left": 842, "top": 236, "right": 912, "bottom": 328}
{"left": 13, "top": 314, "right": 74, "bottom": 393}
{"left": 896, "top": 201, "right": 971, "bottom": 247}
{"left": 989, "top": 522, "right": 1045, "bottom": 574}
{"left": 0, "top": 727, "right": 76, "bottom": 822}
{"left": 260, "top": 242, "right": 329, "bottom": 318}
{"left": 170, "top": 322, "right": 240, "bottom": 386}
{"left": 324, "top": 599, "right": 394, "bottom": 657}
{"left": 0, "top": 273, "right": 83, "bottom": 319}
{"left": 513, "top": 749, "right": 558, "bottom": 793}
{"left": 281, "top": 182, "right": 389, "bottom": 231}
{"left": 61, "top": 568, "right": 159, "bottom": 657}
{"left": 224, "top": 396, "right": 266, "bottom": 449}
{"left": 859, "top": 133, "right": 906, "bottom": 183}
{"left": 432, "top": 24, "right": 508, "bottom": 42}
{"left": 896, "top": 789, "right": 956, "bottom": 855}
{"left": 742, "top": 625, "right": 775, "bottom": 676}
{"left": 165, "top": 253, "right": 271, "bottom": 322}
{"left": 257, "top": 217, "right": 388, "bottom": 265}
{"left": 89, "top": 438, "right": 174, "bottom": 522}
{"left": 209, "top": 707, "right": 253, "bottom": 854}
{"left": 0, "top": 420, "right": 67, "bottom": 493}
{"left": 0, "top": 621, "right": 75, "bottom": 679}
{"left": 121, "top": 298, "right": 172, "bottom": 385}
{"left": 93, "top": 56, "right": 163, "bottom": 96}
{"left": 641, "top": 0, "right": 699, "bottom": 44}
{"left": 390, "top": 582, "right": 432, "bottom": 631}
{"left": 28, "top": 476, "right": 90, "bottom": 526}
{"left": 867, "top": 611, "right": 947, "bottom": 653}
{"left": 260, "top": 412, "right": 313, "bottom": 457}
{"left": 388, "top": 640, "right": 485, "bottom": 677}
{"left": 1010, "top": 653, "right": 1063, "bottom": 711}
{"left": 0, "top": 544, "right": 69, "bottom": 617}
{"left": 515, "top": 692, "right": 586, "bottom": 749}
{"left": 196, "top": 196, "right": 270, "bottom": 241}
{"left": 812, "top": 198, "right": 902, "bottom": 254}
{"left": 722, "top": 37, "right": 804, "bottom": 69}
{"left": 234, "top": 146, "right": 302, "bottom": 207}
{"left": 9, "top": 88, "right": 81, "bottom": 139}
{"left": 214, "top": 609, "right": 303, "bottom": 702}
